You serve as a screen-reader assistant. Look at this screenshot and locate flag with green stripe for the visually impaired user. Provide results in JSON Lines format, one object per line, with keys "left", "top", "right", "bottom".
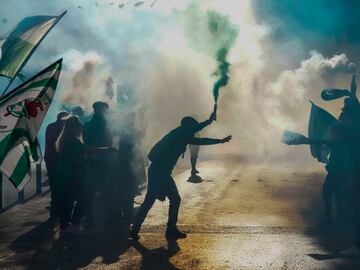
{"left": 0, "top": 12, "right": 66, "bottom": 80}
{"left": 0, "top": 59, "right": 62, "bottom": 190}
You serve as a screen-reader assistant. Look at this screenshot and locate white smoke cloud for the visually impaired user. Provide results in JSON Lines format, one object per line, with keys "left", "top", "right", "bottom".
{"left": 264, "top": 51, "right": 355, "bottom": 130}
{"left": 218, "top": 50, "right": 356, "bottom": 160}
{"left": 61, "top": 49, "right": 103, "bottom": 71}
{"left": 54, "top": 1, "right": 356, "bottom": 162}
{"left": 0, "top": 0, "right": 357, "bottom": 164}
{"left": 58, "top": 49, "right": 113, "bottom": 110}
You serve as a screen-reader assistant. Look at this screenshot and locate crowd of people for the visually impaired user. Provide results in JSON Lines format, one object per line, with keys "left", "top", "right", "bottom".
{"left": 44, "top": 101, "right": 232, "bottom": 239}
{"left": 45, "top": 101, "right": 142, "bottom": 234}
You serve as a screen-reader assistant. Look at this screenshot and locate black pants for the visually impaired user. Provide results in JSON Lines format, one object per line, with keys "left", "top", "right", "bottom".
{"left": 101, "top": 177, "right": 135, "bottom": 222}
{"left": 322, "top": 173, "right": 347, "bottom": 220}
{"left": 45, "top": 159, "right": 57, "bottom": 217}
{"left": 59, "top": 181, "right": 84, "bottom": 230}
{"left": 120, "top": 189, "right": 134, "bottom": 225}
{"left": 132, "top": 166, "right": 181, "bottom": 232}
{"left": 347, "top": 177, "right": 360, "bottom": 248}
{"left": 84, "top": 164, "right": 104, "bottom": 219}
{"left": 84, "top": 157, "right": 112, "bottom": 219}
{"left": 118, "top": 170, "right": 136, "bottom": 223}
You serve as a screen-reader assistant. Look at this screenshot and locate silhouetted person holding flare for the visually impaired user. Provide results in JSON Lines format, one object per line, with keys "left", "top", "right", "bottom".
{"left": 130, "top": 106, "right": 232, "bottom": 240}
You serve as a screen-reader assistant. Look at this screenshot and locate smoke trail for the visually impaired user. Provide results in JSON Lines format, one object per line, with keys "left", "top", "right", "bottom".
{"left": 212, "top": 48, "right": 230, "bottom": 102}
{"left": 207, "top": 11, "right": 238, "bottom": 103}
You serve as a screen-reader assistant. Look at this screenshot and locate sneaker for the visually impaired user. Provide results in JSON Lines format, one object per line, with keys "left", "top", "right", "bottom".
{"left": 165, "top": 226, "right": 187, "bottom": 239}
{"left": 341, "top": 246, "right": 360, "bottom": 257}
{"left": 129, "top": 229, "right": 140, "bottom": 241}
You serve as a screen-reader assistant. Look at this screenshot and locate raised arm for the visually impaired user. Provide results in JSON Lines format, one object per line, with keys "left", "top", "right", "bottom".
{"left": 311, "top": 139, "right": 334, "bottom": 148}
{"left": 282, "top": 131, "right": 334, "bottom": 147}
{"left": 192, "top": 111, "right": 216, "bottom": 133}
{"left": 189, "top": 135, "right": 232, "bottom": 145}
{"left": 287, "top": 138, "right": 334, "bottom": 148}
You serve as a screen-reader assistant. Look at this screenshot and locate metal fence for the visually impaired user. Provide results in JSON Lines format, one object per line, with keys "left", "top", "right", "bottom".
{"left": 0, "top": 162, "right": 46, "bottom": 212}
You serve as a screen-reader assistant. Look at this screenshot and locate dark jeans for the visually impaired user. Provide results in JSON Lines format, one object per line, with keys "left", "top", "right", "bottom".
{"left": 84, "top": 181, "right": 97, "bottom": 220}
{"left": 101, "top": 178, "right": 135, "bottom": 222}
{"left": 45, "top": 159, "right": 57, "bottom": 217}
{"left": 84, "top": 156, "right": 113, "bottom": 219}
{"left": 120, "top": 190, "right": 134, "bottom": 225}
{"left": 348, "top": 177, "right": 360, "bottom": 248}
{"left": 59, "top": 181, "right": 84, "bottom": 230}
{"left": 84, "top": 164, "right": 105, "bottom": 219}
{"left": 322, "top": 173, "right": 347, "bottom": 220}
{"left": 132, "top": 166, "right": 181, "bottom": 232}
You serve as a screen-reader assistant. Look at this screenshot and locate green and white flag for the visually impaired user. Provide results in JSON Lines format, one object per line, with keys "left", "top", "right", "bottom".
{"left": 0, "top": 12, "right": 66, "bottom": 80}
{"left": 0, "top": 59, "right": 62, "bottom": 190}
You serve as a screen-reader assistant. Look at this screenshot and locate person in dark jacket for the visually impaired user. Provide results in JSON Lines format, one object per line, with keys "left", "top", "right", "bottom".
{"left": 130, "top": 109, "right": 231, "bottom": 240}
{"left": 44, "top": 111, "right": 69, "bottom": 217}
{"left": 83, "top": 102, "right": 112, "bottom": 147}
{"left": 54, "top": 116, "right": 112, "bottom": 233}
{"left": 82, "top": 101, "right": 113, "bottom": 222}
{"left": 53, "top": 116, "right": 87, "bottom": 233}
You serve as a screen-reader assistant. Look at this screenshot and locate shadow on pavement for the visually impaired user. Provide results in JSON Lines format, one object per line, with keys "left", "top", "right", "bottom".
{"left": 132, "top": 239, "right": 181, "bottom": 270}
{"left": 2, "top": 216, "right": 182, "bottom": 269}
{"left": 296, "top": 172, "right": 360, "bottom": 269}
{"left": 4, "top": 219, "right": 132, "bottom": 269}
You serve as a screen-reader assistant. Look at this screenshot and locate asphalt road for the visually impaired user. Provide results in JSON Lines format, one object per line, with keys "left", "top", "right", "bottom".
{"left": 0, "top": 157, "right": 360, "bottom": 269}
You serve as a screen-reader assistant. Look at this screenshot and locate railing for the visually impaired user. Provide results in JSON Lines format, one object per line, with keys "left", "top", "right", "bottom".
{"left": 0, "top": 162, "right": 45, "bottom": 212}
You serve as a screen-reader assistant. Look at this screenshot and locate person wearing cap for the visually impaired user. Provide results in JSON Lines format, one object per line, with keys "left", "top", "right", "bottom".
{"left": 83, "top": 101, "right": 113, "bottom": 222}
{"left": 130, "top": 109, "right": 231, "bottom": 240}
{"left": 83, "top": 102, "right": 112, "bottom": 147}
{"left": 45, "top": 111, "right": 69, "bottom": 218}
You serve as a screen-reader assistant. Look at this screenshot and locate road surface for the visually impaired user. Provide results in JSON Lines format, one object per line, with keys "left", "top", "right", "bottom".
{"left": 0, "top": 156, "right": 359, "bottom": 269}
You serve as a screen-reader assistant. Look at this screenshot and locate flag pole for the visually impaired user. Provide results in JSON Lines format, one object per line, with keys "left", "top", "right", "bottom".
{"left": 1, "top": 10, "right": 67, "bottom": 97}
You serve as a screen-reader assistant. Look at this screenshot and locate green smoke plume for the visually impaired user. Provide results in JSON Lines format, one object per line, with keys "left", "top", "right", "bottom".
{"left": 177, "top": 4, "right": 238, "bottom": 103}
{"left": 207, "top": 11, "right": 238, "bottom": 103}
{"left": 212, "top": 47, "right": 230, "bottom": 102}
